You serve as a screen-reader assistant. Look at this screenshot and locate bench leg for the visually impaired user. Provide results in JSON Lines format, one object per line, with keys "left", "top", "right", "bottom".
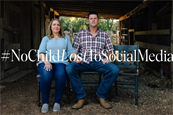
{"left": 67, "top": 78, "right": 70, "bottom": 104}
{"left": 38, "top": 82, "right": 41, "bottom": 107}
{"left": 135, "top": 76, "right": 138, "bottom": 105}
{"left": 109, "top": 88, "right": 111, "bottom": 101}
{"left": 115, "top": 80, "right": 118, "bottom": 96}
{"left": 99, "top": 73, "right": 101, "bottom": 84}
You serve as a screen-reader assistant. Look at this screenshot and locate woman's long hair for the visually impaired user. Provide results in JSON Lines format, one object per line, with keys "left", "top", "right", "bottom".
{"left": 47, "top": 18, "right": 65, "bottom": 39}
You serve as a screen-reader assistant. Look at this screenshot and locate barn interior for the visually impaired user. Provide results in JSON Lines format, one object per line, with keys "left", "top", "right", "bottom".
{"left": 0, "top": 1, "right": 173, "bottom": 86}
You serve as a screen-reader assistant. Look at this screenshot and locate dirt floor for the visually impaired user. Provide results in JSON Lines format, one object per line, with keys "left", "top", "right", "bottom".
{"left": 1, "top": 67, "right": 173, "bottom": 115}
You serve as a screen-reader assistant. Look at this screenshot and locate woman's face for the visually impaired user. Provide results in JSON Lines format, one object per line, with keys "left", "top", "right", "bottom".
{"left": 51, "top": 20, "right": 61, "bottom": 34}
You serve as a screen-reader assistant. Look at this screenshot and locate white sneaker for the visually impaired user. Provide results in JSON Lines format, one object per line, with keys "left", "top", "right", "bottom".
{"left": 41, "top": 104, "right": 49, "bottom": 113}
{"left": 53, "top": 103, "right": 60, "bottom": 112}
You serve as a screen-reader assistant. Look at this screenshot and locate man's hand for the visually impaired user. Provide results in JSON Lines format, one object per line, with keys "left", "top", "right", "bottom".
{"left": 70, "top": 53, "right": 83, "bottom": 64}
{"left": 74, "top": 55, "right": 83, "bottom": 64}
{"left": 102, "top": 58, "right": 110, "bottom": 64}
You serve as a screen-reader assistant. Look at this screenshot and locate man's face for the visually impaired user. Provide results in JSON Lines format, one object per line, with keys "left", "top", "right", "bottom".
{"left": 87, "top": 14, "right": 99, "bottom": 27}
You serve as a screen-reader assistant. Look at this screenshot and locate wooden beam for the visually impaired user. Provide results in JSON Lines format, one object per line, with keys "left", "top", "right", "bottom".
{"left": 52, "top": 7, "right": 133, "bottom": 14}
{"left": 42, "top": 0, "right": 143, "bottom": 4}
{"left": 57, "top": 10, "right": 120, "bottom": 18}
{"left": 48, "top": 1, "right": 140, "bottom": 7}
{"left": 128, "top": 29, "right": 135, "bottom": 32}
{"left": 119, "top": 1, "right": 152, "bottom": 21}
{"left": 50, "top": 7, "right": 54, "bottom": 12}
{"left": 135, "top": 29, "right": 171, "bottom": 35}
{"left": 134, "top": 41, "right": 170, "bottom": 52}
{"left": 171, "top": 1, "right": 173, "bottom": 85}
{"left": 54, "top": 10, "right": 59, "bottom": 16}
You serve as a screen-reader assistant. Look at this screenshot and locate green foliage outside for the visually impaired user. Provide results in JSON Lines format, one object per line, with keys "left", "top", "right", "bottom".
{"left": 60, "top": 17, "right": 118, "bottom": 33}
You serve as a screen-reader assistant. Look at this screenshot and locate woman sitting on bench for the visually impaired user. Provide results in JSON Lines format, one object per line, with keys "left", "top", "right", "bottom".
{"left": 37, "top": 18, "right": 76, "bottom": 113}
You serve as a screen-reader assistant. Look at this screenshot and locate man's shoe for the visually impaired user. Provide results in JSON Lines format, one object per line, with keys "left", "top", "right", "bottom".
{"left": 97, "top": 96, "right": 112, "bottom": 109}
{"left": 72, "top": 97, "right": 87, "bottom": 109}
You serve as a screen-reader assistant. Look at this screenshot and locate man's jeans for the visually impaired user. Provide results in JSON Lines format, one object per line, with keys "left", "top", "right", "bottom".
{"left": 66, "top": 60, "right": 120, "bottom": 99}
{"left": 37, "top": 63, "right": 67, "bottom": 104}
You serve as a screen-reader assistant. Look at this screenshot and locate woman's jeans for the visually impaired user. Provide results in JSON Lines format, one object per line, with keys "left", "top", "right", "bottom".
{"left": 37, "top": 63, "right": 67, "bottom": 104}
{"left": 66, "top": 60, "right": 120, "bottom": 99}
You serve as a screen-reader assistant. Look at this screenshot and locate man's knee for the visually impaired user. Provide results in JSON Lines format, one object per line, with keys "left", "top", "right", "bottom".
{"left": 109, "top": 64, "right": 120, "bottom": 76}
{"left": 65, "top": 62, "right": 76, "bottom": 74}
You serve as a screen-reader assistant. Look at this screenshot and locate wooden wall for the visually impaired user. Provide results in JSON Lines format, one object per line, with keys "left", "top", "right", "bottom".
{"left": 119, "top": 1, "right": 172, "bottom": 82}
{"left": 0, "top": 1, "right": 53, "bottom": 80}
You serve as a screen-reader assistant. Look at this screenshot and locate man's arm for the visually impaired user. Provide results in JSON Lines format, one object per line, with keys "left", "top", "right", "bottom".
{"left": 70, "top": 33, "right": 83, "bottom": 64}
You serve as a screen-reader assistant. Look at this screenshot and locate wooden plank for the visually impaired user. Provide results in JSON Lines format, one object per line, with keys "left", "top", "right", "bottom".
{"left": 5, "top": 43, "right": 20, "bottom": 49}
{"left": 2, "top": 25, "right": 20, "bottom": 34}
{"left": 2, "top": 23, "right": 13, "bottom": 32}
{"left": 7, "top": 4, "right": 20, "bottom": 13}
{"left": 0, "top": 38, "right": 4, "bottom": 80}
{"left": 3, "top": 69, "right": 34, "bottom": 82}
{"left": 13, "top": 28, "right": 20, "bottom": 34}
{"left": 128, "top": 29, "right": 134, "bottom": 32}
{"left": 40, "top": 2, "right": 45, "bottom": 38}
{"left": 134, "top": 41, "right": 170, "bottom": 52}
{"left": 19, "top": 1, "right": 32, "bottom": 70}
{"left": 171, "top": 1, "right": 173, "bottom": 85}
{"left": 4, "top": 66, "right": 19, "bottom": 78}
{"left": 135, "top": 29, "right": 171, "bottom": 35}
{"left": 1, "top": 1, "right": 4, "bottom": 18}
{"left": 0, "top": 19, "right": 2, "bottom": 39}
{"left": 45, "top": 15, "right": 50, "bottom": 35}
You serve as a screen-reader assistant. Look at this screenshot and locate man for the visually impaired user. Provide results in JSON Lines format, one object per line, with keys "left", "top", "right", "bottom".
{"left": 66, "top": 12, "right": 120, "bottom": 109}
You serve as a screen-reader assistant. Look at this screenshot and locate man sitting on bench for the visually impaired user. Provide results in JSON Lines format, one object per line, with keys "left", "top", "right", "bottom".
{"left": 66, "top": 12, "right": 120, "bottom": 109}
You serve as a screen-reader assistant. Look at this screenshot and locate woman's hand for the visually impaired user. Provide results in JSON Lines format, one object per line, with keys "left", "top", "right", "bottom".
{"left": 44, "top": 61, "right": 52, "bottom": 71}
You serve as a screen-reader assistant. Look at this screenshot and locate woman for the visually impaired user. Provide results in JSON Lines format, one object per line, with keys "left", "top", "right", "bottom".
{"left": 37, "top": 18, "right": 76, "bottom": 113}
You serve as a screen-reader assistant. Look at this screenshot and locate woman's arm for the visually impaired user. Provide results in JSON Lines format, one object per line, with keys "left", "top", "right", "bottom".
{"left": 38, "top": 36, "right": 52, "bottom": 71}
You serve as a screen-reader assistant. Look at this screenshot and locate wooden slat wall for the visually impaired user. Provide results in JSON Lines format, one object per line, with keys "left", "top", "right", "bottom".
{"left": 0, "top": 0, "right": 4, "bottom": 18}
{"left": 40, "top": 2, "right": 45, "bottom": 39}
{"left": 1, "top": 1, "right": 49, "bottom": 80}
{"left": 1, "top": 0, "right": 20, "bottom": 71}
{"left": 0, "top": 38, "right": 4, "bottom": 79}
{"left": 171, "top": 1, "right": 173, "bottom": 84}
{"left": 120, "top": 1, "right": 172, "bottom": 82}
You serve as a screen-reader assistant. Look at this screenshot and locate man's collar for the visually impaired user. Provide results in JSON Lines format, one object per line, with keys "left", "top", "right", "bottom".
{"left": 87, "top": 27, "right": 100, "bottom": 33}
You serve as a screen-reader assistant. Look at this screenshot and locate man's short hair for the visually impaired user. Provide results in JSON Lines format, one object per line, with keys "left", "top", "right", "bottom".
{"left": 88, "top": 12, "right": 99, "bottom": 19}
